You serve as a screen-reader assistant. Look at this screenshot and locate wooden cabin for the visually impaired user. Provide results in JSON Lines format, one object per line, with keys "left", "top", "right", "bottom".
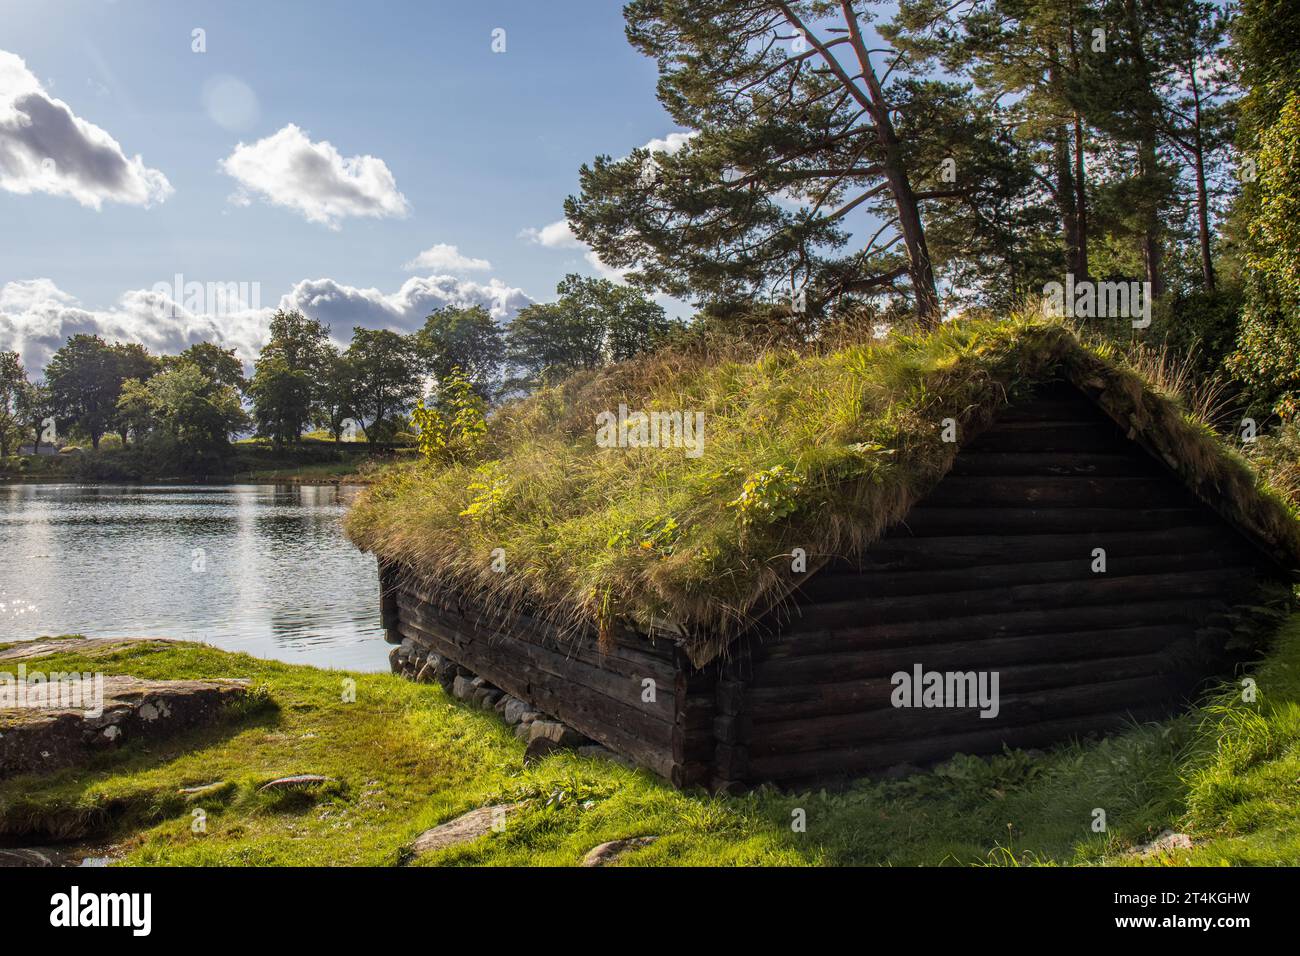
{"left": 372, "top": 366, "right": 1300, "bottom": 792}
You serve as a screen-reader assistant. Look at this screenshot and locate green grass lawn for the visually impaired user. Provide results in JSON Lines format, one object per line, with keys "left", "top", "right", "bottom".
{"left": 3, "top": 617, "right": 1299, "bottom": 866}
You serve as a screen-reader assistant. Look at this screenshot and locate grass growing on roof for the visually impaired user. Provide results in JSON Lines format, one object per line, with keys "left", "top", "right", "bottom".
{"left": 345, "top": 315, "right": 1300, "bottom": 659}
{"left": 4, "top": 624, "right": 1300, "bottom": 865}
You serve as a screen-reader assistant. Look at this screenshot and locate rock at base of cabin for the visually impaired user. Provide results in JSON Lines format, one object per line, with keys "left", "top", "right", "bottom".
{"left": 393, "top": 637, "right": 423, "bottom": 677}
{"left": 524, "top": 720, "right": 592, "bottom": 763}
{"left": 580, "top": 836, "right": 658, "bottom": 867}
{"left": 528, "top": 720, "right": 589, "bottom": 747}
{"left": 414, "top": 657, "right": 441, "bottom": 684}
{"left": 500, "top": 697, "right": 530, "bottom": 725}
{"left": 393, "top": 652, "right": 615, "bottom": 771}
{"left": 434, "top": 657, "right": 458, "bottom": 689}
{"left": 476, "top": 689, "right": 503, "bottom": 710}
{"left": 0, "top": 676, "right": 250, "bottom": 780}
{"left": 452, "top": 675, "right": 476, "bottom": 701}
{"left": 407, "top": 803, "right": 524, "bottom": 859}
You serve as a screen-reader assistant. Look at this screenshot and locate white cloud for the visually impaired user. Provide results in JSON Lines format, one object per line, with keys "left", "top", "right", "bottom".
{"left": 1, "top": 274, "right": 532, "bottom": 375}
{"left": 220, "top": 123, "right": 409, "bottom": 229}
{"left": 520, "top": 218, "right": 628, "bottom": 283}
{"left": 518, "top": 219, "right": 583, "bottom": 250}
{"left": 0, "top": 50, "right": 172, "bottom": 209}
{"left": 280, "top": 274, "right": 531, "bottom": 342}
{"left": 0, "top": 278, "right": 268, "bottom": 374}
{"left": 518, "top": 130, "right": 695, "bottom": 285}
{"left": 404, "top": 243, "right": 491, "bottom": 273}
{"left": 642, "top": 130, "right": 697, "bottom": 156}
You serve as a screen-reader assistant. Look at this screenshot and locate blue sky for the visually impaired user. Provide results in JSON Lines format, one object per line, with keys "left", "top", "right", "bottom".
{"left": 0, "top": 0, "right": 690, "bottom": 370}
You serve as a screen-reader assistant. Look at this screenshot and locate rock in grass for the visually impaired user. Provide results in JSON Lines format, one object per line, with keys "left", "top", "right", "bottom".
{"left": 407, "top": 803, "right": 524, "bottom": 858}
{"left": 257, "top": 774, "right": 332, "bottom": 793}
{"left": 0, "top": 847, "right": 60, "bottom": 867}
{"left": 0, "top": 676, "right": 250, "bottom": 779}
{"left": 178, "top": 781, "right": 229, "bottom": 798}
{"left": 580, "top": 836, "right": 658, "bottom": 867}
{"left": 1135, "top": 830, "right": 1194, "bottom": 856}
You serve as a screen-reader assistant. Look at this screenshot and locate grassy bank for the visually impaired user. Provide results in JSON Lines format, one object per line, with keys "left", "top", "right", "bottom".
{"left": 3, "top": 618, "right": 1300, "bottom": 866}
{"left": 0, "top": 439, "right": 415, "bottom": 485}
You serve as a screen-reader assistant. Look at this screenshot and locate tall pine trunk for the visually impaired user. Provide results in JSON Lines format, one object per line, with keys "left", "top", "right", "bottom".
{"left": 1073, "top": 114, "right": 1090, "bottom": 279}
{"left": 1054, "top": 126, "right": 1081, "bottom": 274}
{"left": 842, "top": 3, "right": 941, "bottom": 329}
{"left": 1189, "top": 65, "right": 1216, "bottom": 291}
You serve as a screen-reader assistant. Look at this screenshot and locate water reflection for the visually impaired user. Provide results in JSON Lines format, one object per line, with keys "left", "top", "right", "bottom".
{"left": 0, "top": 484, "right": 387, "bottom": 671}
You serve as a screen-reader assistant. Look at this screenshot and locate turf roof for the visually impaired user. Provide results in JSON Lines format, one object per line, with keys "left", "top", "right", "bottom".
{"left": 345, "top": 317, "right": 1300, "bottom": 665}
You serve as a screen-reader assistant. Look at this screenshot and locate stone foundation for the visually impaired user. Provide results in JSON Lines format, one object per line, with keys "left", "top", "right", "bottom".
{"left": 389, "top": 637, "right": 634, "bottom": 769}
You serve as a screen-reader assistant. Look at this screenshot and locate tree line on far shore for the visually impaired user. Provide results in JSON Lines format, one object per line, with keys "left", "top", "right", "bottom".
{"left": 0, "top": 274, "right": 674, "bottom": 464}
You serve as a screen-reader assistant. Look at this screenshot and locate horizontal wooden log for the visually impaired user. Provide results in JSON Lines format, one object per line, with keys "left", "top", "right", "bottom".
{"left": 397, "top": 581, "right": 675, "bottom": 673}
{"left": 922, "top": 476, "right": 1192, "bottom": 509}
{"left": 753, "top": 621, "right": 1192, "bottom": 669}
{"left": 964, "top": 421, "right": 1128, "bottom": 453}
{"left": 996, "top": 397, "right": 1115, "bottom": 422}
{"left": 897, "top": 506, "right": 1213, "bottom": 535}
{"left": 861, "top": 527, "right": 1249, "bottom": 571}
{"left": 746, "top": 666, "right": 1177, "bottom": 755}
{"left": 792, "top": 549, "right": 1255, "bottom": 604}
{"left": 785, "top": 566, "right": 1257, "bottom": 630}
{"left": 949, "top": 450, "right": 1160, "bottom": 477}
{"left": 743, "top": 671, "right": 1180, "bottom": 754}
{"left": 748, "top": 628, "right": 1192, "bottom": 693}
{"left": 394, "top": 588, "right": 675, "bottom": 685}
{"left": 396, "top": 597, "right": 678, "bottom": 720}
{"left": 747, "top": 704, "right": 1173, "bottom": 781}
{"left": 754, "top": 598, "right": 1230, "bottom": 654}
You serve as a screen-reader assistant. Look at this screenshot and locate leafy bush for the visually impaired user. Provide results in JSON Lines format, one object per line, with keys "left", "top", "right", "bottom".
{"left": 411, "top": 367, "right": 487, "bottom": 465}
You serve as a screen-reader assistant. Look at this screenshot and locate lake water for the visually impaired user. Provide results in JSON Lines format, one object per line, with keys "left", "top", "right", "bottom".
{"left": 0, "top": 484, "right": 389, "bottom": 671}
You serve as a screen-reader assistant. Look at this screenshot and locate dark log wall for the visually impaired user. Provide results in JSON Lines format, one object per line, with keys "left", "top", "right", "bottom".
{"left": 717, "top": 381, "right": 1276, "bottom": 790}
{"left": 384, "top": 572, "right": 715, "bottom": 787}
